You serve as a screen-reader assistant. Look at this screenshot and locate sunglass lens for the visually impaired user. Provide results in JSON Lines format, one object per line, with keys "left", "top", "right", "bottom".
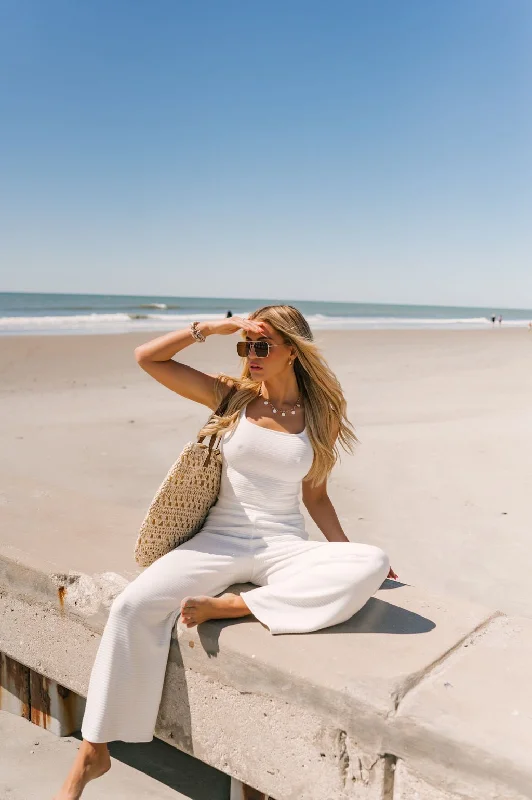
{"left": 254, "top": 342, "right": 269, "bottom": 357}
{"left": 236, "top": 341, "right": 270, "bottom": 358}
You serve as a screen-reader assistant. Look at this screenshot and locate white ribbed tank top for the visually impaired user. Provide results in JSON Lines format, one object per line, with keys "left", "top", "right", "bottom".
{"left": 200, "top": 405, "right": 314, "bottom": 538}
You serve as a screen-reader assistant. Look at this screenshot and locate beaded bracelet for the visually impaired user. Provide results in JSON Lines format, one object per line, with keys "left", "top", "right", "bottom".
{"left": 190, "top": 321, "right": 206, "bottom": 342}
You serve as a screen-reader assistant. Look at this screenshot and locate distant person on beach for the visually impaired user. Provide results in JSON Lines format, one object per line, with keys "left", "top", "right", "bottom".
{"left": 54, "top": 305, "right": 397, "bottom": 799}
{"left": 498, "top": 315, "right": 503, "bottom": 326}
{"left": 226, "top": 309, "right": 233, "bottom": 317}
{"left": 491, "top": 315, "right": 496, "bottom": 326}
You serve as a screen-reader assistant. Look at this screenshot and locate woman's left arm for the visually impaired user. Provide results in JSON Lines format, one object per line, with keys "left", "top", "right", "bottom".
{"left": 302, "top": 480, "right": 350, "bottom": 542}
{"left": 302, "top": 479, "right": 398, "bottom": 579}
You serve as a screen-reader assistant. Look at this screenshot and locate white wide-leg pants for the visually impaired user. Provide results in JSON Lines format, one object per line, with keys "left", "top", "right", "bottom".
{"left": 81, "top": 530, "right": 389, "bottom": 743}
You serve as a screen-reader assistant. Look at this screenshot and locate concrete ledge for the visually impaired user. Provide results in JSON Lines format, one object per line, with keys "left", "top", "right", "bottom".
{"left": 1, "top": 544, "right": 530, "bottom": 800}
{"left": 394, "top": 614, "right": 532, "bottom": 799}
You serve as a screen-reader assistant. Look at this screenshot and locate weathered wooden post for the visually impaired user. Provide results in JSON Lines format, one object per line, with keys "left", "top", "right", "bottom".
{"left": 0, "top": 652, "right": 85, "bottom": 736}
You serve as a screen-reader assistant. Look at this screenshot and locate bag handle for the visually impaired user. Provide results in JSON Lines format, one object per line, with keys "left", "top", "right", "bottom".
{"left": 197, "top": 384, "right": 238, "bottom": 464}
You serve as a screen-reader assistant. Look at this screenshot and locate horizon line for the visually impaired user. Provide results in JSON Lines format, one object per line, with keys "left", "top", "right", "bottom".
{"left": 0, "top": 289, "right": 531, "bottom": 315}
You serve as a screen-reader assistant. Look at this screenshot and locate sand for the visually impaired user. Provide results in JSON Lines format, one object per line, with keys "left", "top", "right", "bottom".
{"left": 1, "top": 328, "right": 531, "bottom": 617}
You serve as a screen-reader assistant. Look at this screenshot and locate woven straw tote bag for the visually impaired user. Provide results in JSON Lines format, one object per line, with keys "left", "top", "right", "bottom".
{"left": 134, "top": 387, "right": 237, "bottom": 567}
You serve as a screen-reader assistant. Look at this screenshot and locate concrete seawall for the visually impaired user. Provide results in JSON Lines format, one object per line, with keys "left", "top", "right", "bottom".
{"left": 1, "top": 543, "right": 531, "bottom": 800}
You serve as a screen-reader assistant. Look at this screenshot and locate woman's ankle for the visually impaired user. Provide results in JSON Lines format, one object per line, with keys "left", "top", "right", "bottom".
{"left": 53, "top": 741, "right": 111, "bottom": 800}
{"left": 79, "top": 739, "right": 109, "bottom": 762}
{"left": 69, "top": 740, "right": 111, "bottom": 783}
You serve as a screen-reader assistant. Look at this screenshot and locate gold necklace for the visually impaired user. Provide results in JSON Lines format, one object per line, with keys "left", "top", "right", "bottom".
{"left": 260, "top": 390, "right": 302, "bottom": 417}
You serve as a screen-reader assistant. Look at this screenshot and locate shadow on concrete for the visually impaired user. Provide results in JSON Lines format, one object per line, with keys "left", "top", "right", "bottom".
{"left": 73, "top": 731, "right": 230, "bottom": 800}
{"left": 378, "top": 578, "right": 408, "bottom": 590}
{"left": 196, "top": 579, "right": 435, "bottom": 656}
{"left": 311, "top": 596, "right": 436, "bottom": 636}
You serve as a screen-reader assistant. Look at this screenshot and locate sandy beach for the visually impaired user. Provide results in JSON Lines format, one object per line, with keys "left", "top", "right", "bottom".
{"left": 1, "top": 327, "right": 531, "bottom": 618}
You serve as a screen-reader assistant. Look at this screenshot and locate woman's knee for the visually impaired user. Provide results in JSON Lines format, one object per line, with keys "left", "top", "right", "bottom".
{"left": 369, "top": 545, "right": 390, "bottom": 579}
{"left": 341, "top": 542, "right": 390, "bottom": 579}
{"left": 109, "top": 578, "right": 152, "bottom": 621}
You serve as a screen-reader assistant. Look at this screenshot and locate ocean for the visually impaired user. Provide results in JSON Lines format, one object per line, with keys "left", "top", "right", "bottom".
{"left": 1, "top": 292, "right": 531, "bottom": 335}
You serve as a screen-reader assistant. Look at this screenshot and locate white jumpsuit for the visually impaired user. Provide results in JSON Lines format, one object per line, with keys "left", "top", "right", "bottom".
{"left": 81, "top": 406, "right": 390, "bottom": 743}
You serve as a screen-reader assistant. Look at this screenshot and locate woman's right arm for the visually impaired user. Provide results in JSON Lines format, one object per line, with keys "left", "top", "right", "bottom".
{"left": 134, "top": 317, "right": 266, "bottom": 410}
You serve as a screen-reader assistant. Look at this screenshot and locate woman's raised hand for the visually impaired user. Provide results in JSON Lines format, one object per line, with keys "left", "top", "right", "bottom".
{"left": 210, "top": 316, "right": 268, "bottom": 337}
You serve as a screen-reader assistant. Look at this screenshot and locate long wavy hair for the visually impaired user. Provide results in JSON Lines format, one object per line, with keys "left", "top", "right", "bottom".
{"left": 196, "top": 305, "right": 358, "bottom": 487}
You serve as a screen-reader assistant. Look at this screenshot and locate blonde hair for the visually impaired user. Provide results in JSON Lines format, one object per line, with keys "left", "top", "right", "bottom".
{"left": 197, "top": 305, "right": 358, "bottom": 487}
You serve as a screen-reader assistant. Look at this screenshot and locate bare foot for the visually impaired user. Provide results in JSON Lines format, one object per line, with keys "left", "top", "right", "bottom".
{"left": 53, "top": 740, "right": 111, "bottom": 800}
{"left": 180, "top": 593, "right": 250, "bottom": 627}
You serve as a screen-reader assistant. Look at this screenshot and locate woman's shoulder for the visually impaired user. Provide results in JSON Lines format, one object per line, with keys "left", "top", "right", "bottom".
{"left": 208, "top": 374, "right": 241, "bottom": 412}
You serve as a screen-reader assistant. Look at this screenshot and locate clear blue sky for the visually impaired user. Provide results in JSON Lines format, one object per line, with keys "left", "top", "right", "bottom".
{"left": 1, "top": 0, "right": 531, "bottom": 307}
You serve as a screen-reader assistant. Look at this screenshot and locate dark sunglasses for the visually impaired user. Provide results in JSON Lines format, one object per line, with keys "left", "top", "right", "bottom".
{"left": 236, "top": 340, "right": 285, "bottom": 358}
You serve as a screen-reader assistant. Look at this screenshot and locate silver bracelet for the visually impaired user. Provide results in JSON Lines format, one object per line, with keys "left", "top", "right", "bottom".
{"left": 190, "top": 321, "right": 206, "bottom": 342}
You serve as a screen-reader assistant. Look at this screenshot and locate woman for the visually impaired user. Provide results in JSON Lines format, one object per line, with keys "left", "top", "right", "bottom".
{"left": 54, "top": 305, "right": 396, "bottom": 800}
